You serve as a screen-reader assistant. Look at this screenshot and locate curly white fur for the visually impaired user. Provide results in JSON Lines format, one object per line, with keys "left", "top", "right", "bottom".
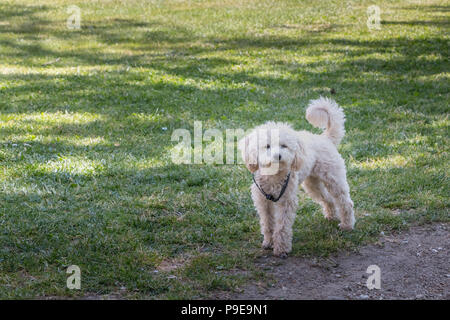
{"left": 306, "top": 96, "right": 346, "bottom": 146}
{"left": 239, "top": 97, "right": 355, "bottom": 258}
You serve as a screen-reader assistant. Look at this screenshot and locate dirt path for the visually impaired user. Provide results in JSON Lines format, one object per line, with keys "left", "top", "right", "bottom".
{"left": 216, "top": 223, "right": 449, "bottom": 300}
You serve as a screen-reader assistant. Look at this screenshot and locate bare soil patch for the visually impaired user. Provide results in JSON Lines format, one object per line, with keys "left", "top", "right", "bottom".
{"left": 215, "top": 223, "right": 449, "bottom": 300}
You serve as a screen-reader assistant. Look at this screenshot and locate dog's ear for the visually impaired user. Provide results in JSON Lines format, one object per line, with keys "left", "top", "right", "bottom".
{"left": 291, "top": 139, "right": 304, "bottom": 171}
{"left": 238, "top": 132, "right": 259, "bottom": 173}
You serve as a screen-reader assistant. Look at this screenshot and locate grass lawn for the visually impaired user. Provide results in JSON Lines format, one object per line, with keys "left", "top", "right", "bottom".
{"left": 0, "top": 0, "right": 448, "bottom": 299}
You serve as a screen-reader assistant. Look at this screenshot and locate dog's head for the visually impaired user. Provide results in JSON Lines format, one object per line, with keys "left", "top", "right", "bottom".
{"left": 238, "top": 122, "right": 304, "bottom": 175}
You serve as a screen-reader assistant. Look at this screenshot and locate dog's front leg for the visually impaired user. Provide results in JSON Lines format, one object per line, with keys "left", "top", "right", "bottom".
{"left": 272, "top": 202, "right": 296, "bottom": 258}
{"left": 252, "top": 191, "right": 273, "bottom": 249}
{"left": 259, "top": 204, "right": 274, "bottom": 250}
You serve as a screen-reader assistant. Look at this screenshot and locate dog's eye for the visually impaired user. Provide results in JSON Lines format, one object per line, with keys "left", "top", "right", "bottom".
{"left": 281, "top": 144, "right": 287, "bottom": 148}
{"left": 265, "top": 144, "right": 270, "bottom": 149}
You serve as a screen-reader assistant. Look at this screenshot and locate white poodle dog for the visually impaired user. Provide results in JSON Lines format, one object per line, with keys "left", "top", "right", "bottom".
{"left": 238, "top": 97, "right": 355, "bottom": 258}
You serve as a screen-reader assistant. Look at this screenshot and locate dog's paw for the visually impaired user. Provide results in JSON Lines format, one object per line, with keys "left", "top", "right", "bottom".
{"left": 275, "top": 252, "right": 288, "bottom": 259}
{"left": 339, "top": 223, "right": 354, "bottom": 231}
{"left": 262, "top": 241, "right": 273, "bottom": 250}
{"left": 273, "top": 249, "right": 288, "bottom": 259}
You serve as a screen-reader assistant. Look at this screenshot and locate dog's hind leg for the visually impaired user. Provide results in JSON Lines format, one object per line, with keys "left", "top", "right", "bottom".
{"left": 302, "top": 176, "right": 338, "bottom": 221}
{"left": 322, "top": 175, "right": 355, "bottom": 230}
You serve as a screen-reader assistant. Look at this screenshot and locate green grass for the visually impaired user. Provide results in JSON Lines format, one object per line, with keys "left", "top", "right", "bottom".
{"left": 0, "top": 0, "right": 448, "bottom": 299}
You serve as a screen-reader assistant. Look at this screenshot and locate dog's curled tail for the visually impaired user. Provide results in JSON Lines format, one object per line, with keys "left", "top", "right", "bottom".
{"left": 306, "top": 97, "right": 346, "bottom": 146}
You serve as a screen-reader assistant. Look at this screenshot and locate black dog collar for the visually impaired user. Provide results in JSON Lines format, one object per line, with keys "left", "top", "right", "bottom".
{"left": 252, "top": 172, "right": 291, "bottom": 202}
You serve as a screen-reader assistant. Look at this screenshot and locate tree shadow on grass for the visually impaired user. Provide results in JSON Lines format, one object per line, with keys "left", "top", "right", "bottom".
{"left": 0, "top": 3, "right": 50, "bottom": 20}
{"left": 396, "top": 5, "right": 450, "bottom": 13}
{"left": 382, "top": 20, "right": 450, "bottom": 27}
{"left": 1, "top": 33, "right": 448, "bottom": 111}
{"left": 0, "top": 2, "right": 447, "bottom": 109}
